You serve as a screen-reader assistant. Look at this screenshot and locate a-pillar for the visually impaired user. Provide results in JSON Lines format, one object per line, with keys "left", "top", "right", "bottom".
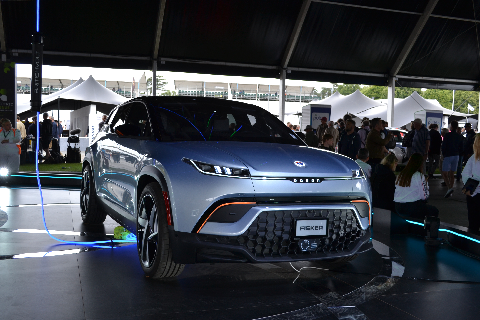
{"left": 279, "top": 69, "right": 286, "bottom": 122}
{"left": 387, "top": 77, "right": 395, "bottom": 127}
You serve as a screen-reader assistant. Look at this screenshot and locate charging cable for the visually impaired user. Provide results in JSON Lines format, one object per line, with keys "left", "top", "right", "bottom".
{"left": 36, "top": 111, "right": 135, "bottom": 245}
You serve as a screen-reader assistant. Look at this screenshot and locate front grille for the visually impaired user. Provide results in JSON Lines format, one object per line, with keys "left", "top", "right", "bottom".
{"left": 198, "top": 208, "right": 366, "bottom": 259}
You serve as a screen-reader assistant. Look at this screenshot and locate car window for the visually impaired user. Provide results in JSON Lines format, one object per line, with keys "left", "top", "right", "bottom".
{"left": 110, "top": 105, "right": 129, "bottom": 133}
{"left": 125, "top": 102, "right": 152, "bottom": 137}
{"left": 151, "top": 101, "right": 303, "bottom": 145}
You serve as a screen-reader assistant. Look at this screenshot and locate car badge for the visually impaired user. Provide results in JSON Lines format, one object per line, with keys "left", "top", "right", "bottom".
{"left": 294, "top": 161, "right": 306, "bottom": 168}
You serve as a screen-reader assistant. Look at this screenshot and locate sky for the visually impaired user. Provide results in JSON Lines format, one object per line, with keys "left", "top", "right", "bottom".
{"left": 16, "top": 64, "right": 334, "bottom": 92}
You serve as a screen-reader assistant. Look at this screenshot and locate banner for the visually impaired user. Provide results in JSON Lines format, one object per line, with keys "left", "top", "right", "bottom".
{"left": 310, "top": 105, "right": 331, "bottom": 130}
{"left": 0, "top": 61, "right": 16, "bottom": 125}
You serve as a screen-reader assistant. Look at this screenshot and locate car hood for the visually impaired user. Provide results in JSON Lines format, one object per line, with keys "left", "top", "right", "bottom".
{"left": 210, "top": 142, "right": 355, "bottom": 177}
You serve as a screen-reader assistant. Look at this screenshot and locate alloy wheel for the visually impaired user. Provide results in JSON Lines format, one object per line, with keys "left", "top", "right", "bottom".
{"left": 137, "top": 194, "right": 159, "bottom": 268}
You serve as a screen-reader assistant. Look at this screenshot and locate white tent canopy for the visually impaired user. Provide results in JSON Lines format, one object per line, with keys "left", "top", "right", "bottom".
{"left": 355, "top": 91, "right": 473, "bottom": 127}
{"left": 329, "top": 90, "right": 383, "bottom": 121}
{"left": 16, "top": 77, "right": 85, "bottom": 114}
{"left": 48, "top": 75, "right": 127, "bottom": 105}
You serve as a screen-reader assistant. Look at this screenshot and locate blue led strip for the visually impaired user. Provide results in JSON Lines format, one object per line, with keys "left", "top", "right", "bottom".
{"left": 36, "top": 0, "right": 40, "bottom": 32}
{"left": 11, "top": 174, "right": 82, "bottom": 180}
{"left": 405, "top": 219, "right": 480, "bottom": 244}
{"left": 35, "top": 112, "right": 135, "bottom": 245}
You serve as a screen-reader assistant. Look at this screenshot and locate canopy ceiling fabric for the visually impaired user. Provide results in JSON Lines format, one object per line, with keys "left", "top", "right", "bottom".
{"left": 4, "top": 0, "right": 480, "bottom": 91}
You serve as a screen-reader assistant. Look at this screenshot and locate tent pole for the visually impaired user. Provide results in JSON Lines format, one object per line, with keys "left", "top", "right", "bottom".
{"left": 57, "top": 98, "right": 60, "bottom": 125}
{"left": 152, "top": 60, "right": 157, "bottom": 96}
{"left": 279, "top": 69, "right": 286, "bottom": 122}
{"left": 387, "top": 77, "right": 395, "bottom": 127}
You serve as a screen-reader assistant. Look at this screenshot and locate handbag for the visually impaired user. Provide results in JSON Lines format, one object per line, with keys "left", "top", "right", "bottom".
{"left": 463, "top": 178, "right": 480, "bottom": 194}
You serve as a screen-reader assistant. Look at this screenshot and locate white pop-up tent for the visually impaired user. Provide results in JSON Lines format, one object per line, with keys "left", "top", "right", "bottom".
{"left": 16, "top": 77, "right": 85, "bottom": 114}
{"left": 355, "top": 91, "right": 473, "bottom": 127}
{"left": 19, "top": 76, "right": 127, "bottom": 118}
{"left": 329, "top": 90, "right": 383, "bottom": 121}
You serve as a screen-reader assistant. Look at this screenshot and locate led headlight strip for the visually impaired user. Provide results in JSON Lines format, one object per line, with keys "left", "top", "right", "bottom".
{"left": 183, "top": 158, "right": 250, "bottom": 178}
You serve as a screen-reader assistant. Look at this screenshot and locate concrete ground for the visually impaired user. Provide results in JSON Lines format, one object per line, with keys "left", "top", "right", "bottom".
{"left": 427, "top": 174, "right": 469, "bottom": 228}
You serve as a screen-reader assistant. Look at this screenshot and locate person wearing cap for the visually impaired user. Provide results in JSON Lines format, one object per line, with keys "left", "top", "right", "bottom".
{"left": 304, "top": 125, "right": 319, "bottom": 148}
{"left": 0, "top": 118, "right": 21, "bottom": 173}
{"left": 464, "top": 123, "right": 476, "bottom": 163}
{"left": 412, "top": 118, "right": 430, "bottom": 175}
{"left": 316, "top": 117, "right": 328, "bottom": 145}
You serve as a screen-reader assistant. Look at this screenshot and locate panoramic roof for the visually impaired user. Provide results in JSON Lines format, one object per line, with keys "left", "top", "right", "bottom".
{"left": 3, "top": 0, "right": 480, "bottom": 90}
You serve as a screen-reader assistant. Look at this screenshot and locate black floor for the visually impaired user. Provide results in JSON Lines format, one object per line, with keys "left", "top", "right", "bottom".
{"left": 1, "top": 187, "right": 480, "bottom": 320}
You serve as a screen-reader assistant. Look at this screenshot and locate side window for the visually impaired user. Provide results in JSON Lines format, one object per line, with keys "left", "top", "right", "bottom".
{"left": 110, "top": 105, "right": 129, "bottom": 133}
{"left": 124, "top": 102, "right": 151, "bottom": 137}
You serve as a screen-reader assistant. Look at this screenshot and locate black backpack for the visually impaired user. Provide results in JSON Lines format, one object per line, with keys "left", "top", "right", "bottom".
{"left": 402, "top": 131, "right": 414, "bottom": 148}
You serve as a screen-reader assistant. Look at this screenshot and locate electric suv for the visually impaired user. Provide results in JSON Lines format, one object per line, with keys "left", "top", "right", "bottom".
{"left": 81, "top": 97, "right": 372, "bottom": 279}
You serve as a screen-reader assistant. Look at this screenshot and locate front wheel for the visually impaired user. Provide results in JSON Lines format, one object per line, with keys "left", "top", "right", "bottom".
{"left": 137, "top": 182, "right": 184, "bottom": 279}
{"left": 80, "top": 165, "right": 106, "bottom": 224}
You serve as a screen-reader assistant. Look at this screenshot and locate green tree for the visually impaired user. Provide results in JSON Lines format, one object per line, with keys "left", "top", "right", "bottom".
{"left": 146, "top": 75, "right": 168, "bottom": 95}
{"left": 360, "top": 86, "right": 387, "bottom": 99}
{"left": 161, "top": 90, "right": 177, "bottom": 96}
{"left": 420, "top": 89, "right": 453, "bottom": 110}
{"left": 313, "top": 87, "right": 334, "bottom": 100}
{"left": 451, "top": 90, "right": 478, "bottom": 114}
{"left": 332, "top": 83, "right": 360, "bottom": 95}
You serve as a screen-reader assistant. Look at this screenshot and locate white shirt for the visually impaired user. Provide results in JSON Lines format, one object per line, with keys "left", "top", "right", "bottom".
{"left": 462, "top": 156, "right": 480, "bottom": 197}
{"left": 394, "top": 171, "right": 429, "bottom": 203}
{"left": 355, "top": 159, "right": 372, "bottom": 178}
{"left": 0, "top": 128, "right": 21, "bottom": 155}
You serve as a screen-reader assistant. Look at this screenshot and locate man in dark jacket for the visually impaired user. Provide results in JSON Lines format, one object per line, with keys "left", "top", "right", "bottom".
{"left": 456, "top": 126, "right": 465, "bottom": 181}
{"left": 442, "top": 120, "right": 463, "bottom": 198}
{"left": 366, "top": 118, "right": 393, "bottom": 172}
{"left": 338, "top": 119, "right": 361, "bottom": 160}
{"left": 27, "top": 116, "right": 40, "bottom": 151}
{"left": 41, "top": 112, "right": 53, "bottom": 160}
{"left": 428, "top": 123, "right": 442, "bottom": 179}
{"left": 304, "top": 125, "right": 319, "bottom": 147}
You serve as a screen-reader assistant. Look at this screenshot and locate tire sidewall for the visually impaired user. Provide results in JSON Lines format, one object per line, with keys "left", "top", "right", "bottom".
{"left": 137, "top": 183, "right": 168, "bottom": 277}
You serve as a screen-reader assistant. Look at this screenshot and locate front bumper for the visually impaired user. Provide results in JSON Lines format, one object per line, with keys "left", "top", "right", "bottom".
{"left": 168, "top": 207, "right": 372, "bottom": 264}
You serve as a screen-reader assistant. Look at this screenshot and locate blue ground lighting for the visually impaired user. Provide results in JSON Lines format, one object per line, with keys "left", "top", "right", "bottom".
{"left": 405, "top": 219, "right": 480, "bottom": 244}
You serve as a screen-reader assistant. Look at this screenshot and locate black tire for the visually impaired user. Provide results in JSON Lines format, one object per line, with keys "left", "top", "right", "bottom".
{"left": 137, "top": 182, "right": 184, "bottom": 279}
{"left": 80, "top": 164, "right": 107, "bottom": 224}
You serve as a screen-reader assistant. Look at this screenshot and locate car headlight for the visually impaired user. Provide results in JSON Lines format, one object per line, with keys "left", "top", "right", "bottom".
{"left": 183, "top": 158, "right": 250, "bottom": 178}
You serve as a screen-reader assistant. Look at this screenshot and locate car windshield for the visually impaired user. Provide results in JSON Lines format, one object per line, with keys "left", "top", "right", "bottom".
{"left": 151, "top": 100, "right": 304, "bottom": 145}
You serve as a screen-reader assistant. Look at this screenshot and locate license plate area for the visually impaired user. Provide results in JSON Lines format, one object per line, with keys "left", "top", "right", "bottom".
{"left": 295, "top": 218, "right": 329, "bottom": 238}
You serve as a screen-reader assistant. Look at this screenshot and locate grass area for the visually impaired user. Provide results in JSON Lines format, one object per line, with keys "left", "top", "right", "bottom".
{"left": 19, "top": 163, "right": 82, "bottom": 172}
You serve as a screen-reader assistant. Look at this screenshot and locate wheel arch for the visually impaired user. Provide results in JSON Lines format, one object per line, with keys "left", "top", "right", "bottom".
{"left": 137, "top": 166, "right": 169, "bottom": 203}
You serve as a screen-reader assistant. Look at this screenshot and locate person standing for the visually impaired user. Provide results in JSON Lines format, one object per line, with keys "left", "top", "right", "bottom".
{"left": 58, "top": 120, "right": 63, "bottom": 138}
{"left": 27, "top": 116, "right": 40, "bottom": 151}
{"left": 304, "top": 125, "right": 319, "bottom": 148}
{"left": 16, "top": 115, "right": 26, "bottom": 139}
{"left": 355, "top": 148, "right": 372, "bottom": 178}
{"left": 338, "top": 119, "right": 361, "bottom": 160}
{"left": 366, "top": 118, "right": 393, "bottom": 172}
{"left": 462, "top": 133, "right": 480, "bottom": 233}
{"left": 50, "top": 116, "right": 58, "bottom": 142}
{"left": 316, "top": 117, "right": 328, "bottom": 146}
{"left": 394, "top": 153, "right": 439, "bottom": 220}
{"left": 324, "top": 121, "right": 339, "bottom": 147}
{"left": 442, "top": 121, "right": 463, "bottom": 198}
{"left": 358, "top": 120, "right": 370, "bottom": 148}
{"left": 41, "top": 113, "right": 53, "bottom": 160}
{"left": 320, "top": 134, "right": 335, "bottom": 152}
{"left": 0, "top": 118, "right": 21, "bottom": 173}
{"left": 463, "top": 123, "right": 476, "bottom": 163}
{"left": 428, "top": 123, "right": 442, "bottom": 179}
{"left": 456, "top": 126, "right": 465, "bottom": 181}
{"left": 411, "top": 118, "right": 430, "bottom": 175}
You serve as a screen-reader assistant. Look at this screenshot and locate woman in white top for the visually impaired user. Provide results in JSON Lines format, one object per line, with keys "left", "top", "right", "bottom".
{"left": 394, "top": 153, "right": 439, "bottom": 220}
{"left": 462, "top": 133, "right": 480, "bottom": 232}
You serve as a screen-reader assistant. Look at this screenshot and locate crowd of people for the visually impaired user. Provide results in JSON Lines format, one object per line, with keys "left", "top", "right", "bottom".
{"left": 295, "top": 114, "right": 480, "bottom": 233}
